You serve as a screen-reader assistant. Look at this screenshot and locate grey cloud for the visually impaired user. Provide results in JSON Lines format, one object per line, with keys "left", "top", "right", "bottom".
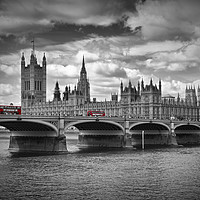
{"left": 126, "top": 0, "right": 200, "bottom": 41}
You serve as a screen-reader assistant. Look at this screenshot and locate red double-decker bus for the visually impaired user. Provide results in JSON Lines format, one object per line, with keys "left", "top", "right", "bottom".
{"left": 87, "top": 110, "right": 105, "bottom": 117}
{"left": 0, "top": 105, "right": 21, "bottom": 115}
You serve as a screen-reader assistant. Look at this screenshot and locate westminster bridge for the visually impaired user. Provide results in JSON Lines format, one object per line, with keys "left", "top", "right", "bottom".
{"left": 0, "top": 115, "right": 200, "bottom": 154}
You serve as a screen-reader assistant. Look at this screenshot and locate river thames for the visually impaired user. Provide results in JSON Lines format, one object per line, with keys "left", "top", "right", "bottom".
{"left": 0, "top": 138, "right": 200, "bottom": 200}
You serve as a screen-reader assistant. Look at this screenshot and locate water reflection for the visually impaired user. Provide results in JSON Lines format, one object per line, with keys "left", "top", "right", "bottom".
{"left": 0, "top": 139, "right": 200, "bottom": 200}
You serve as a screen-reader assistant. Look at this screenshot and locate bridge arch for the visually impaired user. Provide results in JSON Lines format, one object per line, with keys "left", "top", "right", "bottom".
{"left": 129, "top": 122, "right": 170, "bottom": 148}
{"left": 65, "top": 120, "right": 125, "bottom": 148}
{"left": 0, "top": 119, "right": 58, "bottom": 134}
{"left": 129, "top": 122, "right": 170, "bottom": 131}
{"left": 0, "top": 118, "right": 68, "bottom": 154}
{"left": 174, "top": 124, "right": 200, "bottom": 146}
{"left": 175, "top": 124, "right": 200, "bottom": 130}
{"left": 65, "top": 120, "right": 124, "bottom": 132}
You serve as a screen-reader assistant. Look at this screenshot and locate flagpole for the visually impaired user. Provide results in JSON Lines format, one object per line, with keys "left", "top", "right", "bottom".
{"left": 31, "top": 38, "right": 35, "bottom": 54}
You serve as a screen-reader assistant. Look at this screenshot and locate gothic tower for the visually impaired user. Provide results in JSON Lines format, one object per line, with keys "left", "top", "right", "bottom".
{"left": 21, "top": 40, "right": 46, "bottom": 111}
{"left": 77, "top": 56, "right": 90, "bottom": 103}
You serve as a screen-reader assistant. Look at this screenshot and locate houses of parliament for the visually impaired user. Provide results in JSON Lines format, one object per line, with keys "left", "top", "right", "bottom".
{"left": 21, "top": 49, "right": 200, "bottom": 121}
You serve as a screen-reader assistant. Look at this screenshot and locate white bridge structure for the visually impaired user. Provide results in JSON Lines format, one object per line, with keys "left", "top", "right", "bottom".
{"left": 0, "top": 115, "right": 200, "bottom": 154}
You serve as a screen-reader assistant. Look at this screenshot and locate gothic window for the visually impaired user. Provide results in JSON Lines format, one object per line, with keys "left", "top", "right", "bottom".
{"left": 145, "top": 96, "right": 149, "bottom": 102}
{"left": 37, "top": 81, "right": 39, "bottom": 90}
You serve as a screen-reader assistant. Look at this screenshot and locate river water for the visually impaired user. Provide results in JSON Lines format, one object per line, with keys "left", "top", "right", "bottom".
{"left": 0, "top": 139, "right": 200, "bottom": 200}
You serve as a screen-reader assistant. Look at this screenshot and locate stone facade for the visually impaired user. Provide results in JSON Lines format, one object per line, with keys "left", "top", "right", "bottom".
{"left": 21, "top": 52, "right": 200, "bottom": 121}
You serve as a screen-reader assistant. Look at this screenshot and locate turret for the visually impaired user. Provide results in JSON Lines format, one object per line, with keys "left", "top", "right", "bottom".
{"left": 21, "top": 52, "right": 25, "bottom": 76}
{"left": 141, "top": 78, "right": 144, "bottom": 91}
{"left": 63, "top": 86, "right": 68, "bottom": 101}
{"left": 55, "top": 82, "right": 59, "bottom": 90}
{"left": 128, "top": 80, "right": 132, "bottom": 91}
{"left": 150, "top": 78, "right": 153, "bottom": 85}
{"left": 150, "top": 78, "right": 153, "bottom": 91}
{"left": 120, "top": 81, "right": 123, "bottom": 92}
{"left": 53, "top": 81, "right": 61, "bottom": 101}
{"left": 138, "top": 81, "right": 140, "bottom": 95}
{"left": 42, "top": 53, "right": 46, "bottom": 67}
{"left": 21, "top": 52, "right": 25, "bottom": 65}
{"left": 30, "top": 51, "right": 35, "bottom": 65}
{"left": 159, "top": 79, "right": 161, "bottom": 94}
{"left": 177, "top": 93, "right": 180, "bottom": 104}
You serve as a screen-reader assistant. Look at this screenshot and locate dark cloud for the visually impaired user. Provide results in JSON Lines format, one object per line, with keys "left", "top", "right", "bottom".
{"left": 0, "top": 0, "right": 137, "bottom": 56}
{"left": 0, "top": 0, "right": 138, "bottom": 35}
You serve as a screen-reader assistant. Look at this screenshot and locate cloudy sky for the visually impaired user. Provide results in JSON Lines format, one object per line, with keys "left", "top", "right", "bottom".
{"left": 1, "top": 0, "right": 200, "bottom": 105}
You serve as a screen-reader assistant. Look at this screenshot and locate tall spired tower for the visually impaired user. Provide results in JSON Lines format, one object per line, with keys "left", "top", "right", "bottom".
{"left": 77, "top": 56, "right": 90, "bottom": 103}
{"left": 21, "top": 40, "right": 46, "bottom": 110}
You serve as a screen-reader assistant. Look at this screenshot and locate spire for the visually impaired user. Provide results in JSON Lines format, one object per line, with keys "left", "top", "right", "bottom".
{"left": 43, "top": 53, "right": 46, "bottom": 61}
{"left": 159, "top": 78, "right": 161, "bottom": 85}
{"left": 128, "top": 80, "right": 132, "bottom": 88}
{"left": 42, "top": 52, "right": 46, "bottom": 68}
{"left": 177, "top": 93, "right": 180, "bottom": 103}
{"left": 21, "top": 52, "right": 25, "bottom": 68}
{"left": 159, "top": 78, "right": 161, "bottom": 92}
{"left": 21, "top": 52, "right": 25, "bottom": 61}
{"left": 138, "top": 81, "right": 140, "bottom": 93}
{"left": 81, "top": 55, "right": 86, "bottom": 74}
{"left": 150, "top": 78, "right": 153, "bottom": 86}
{"left": 55, "top": 81, "right": 59, "bottom": 90}
{"left": 120, "top": 80, "right": 123, "bottom": 92}
{"left": 141, "top": 78, "right": 144, "bottom": 90}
